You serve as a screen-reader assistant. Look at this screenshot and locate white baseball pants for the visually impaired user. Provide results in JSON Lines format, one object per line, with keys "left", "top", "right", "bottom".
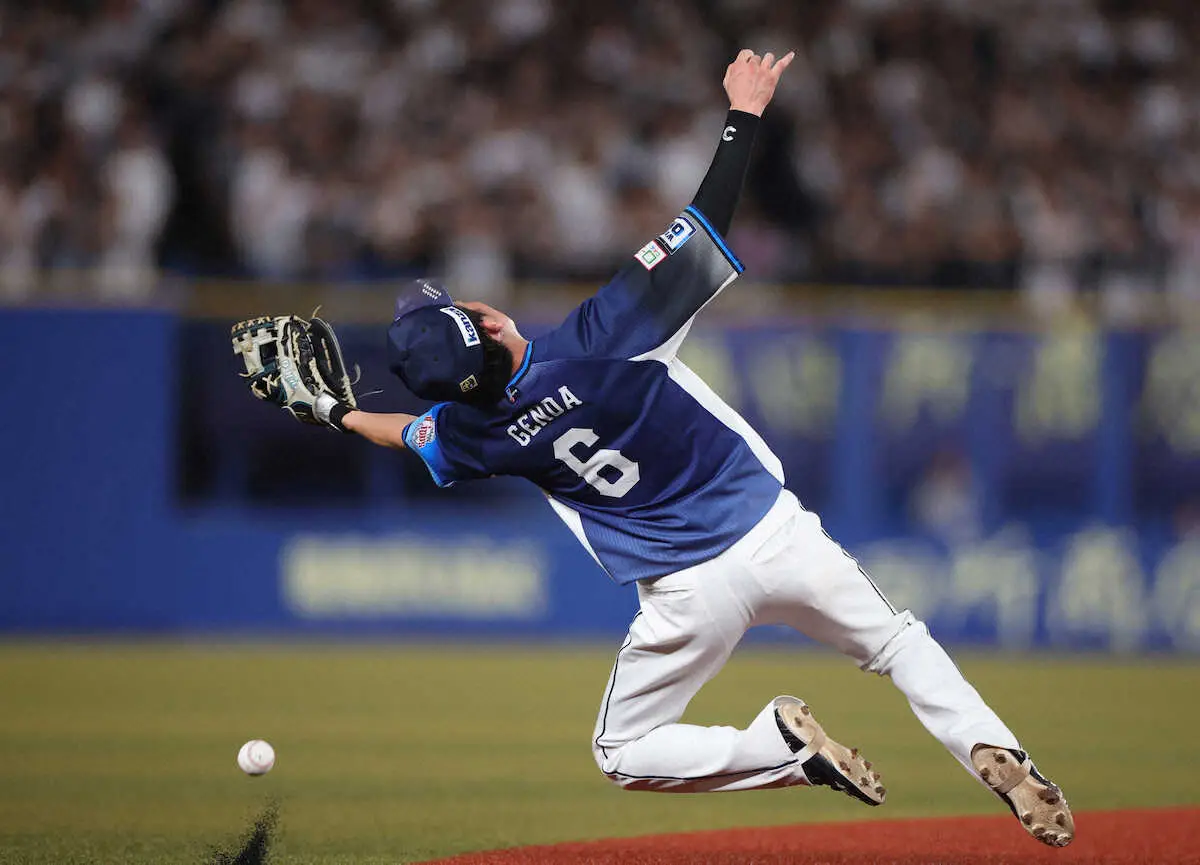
{"left": 592, "top": 488, "right": 1019, "bottom": 793}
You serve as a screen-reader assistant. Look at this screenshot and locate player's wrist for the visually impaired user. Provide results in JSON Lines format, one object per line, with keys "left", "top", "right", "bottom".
{"left": 728, "top": 102, "right": 763, "bottom": 117}
{"left": 722, "top": 108, "right": 762, "bottom": 134}
{"left": 328, "top": 401, "right": 354, "bottom": 433}
{"left": 315, "top": 392, "right": 354, "bottom": 433}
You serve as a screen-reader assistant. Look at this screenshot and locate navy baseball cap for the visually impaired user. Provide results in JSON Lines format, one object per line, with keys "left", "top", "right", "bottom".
{"left": 386, "top": 279, "right": 486, "bottom": 402}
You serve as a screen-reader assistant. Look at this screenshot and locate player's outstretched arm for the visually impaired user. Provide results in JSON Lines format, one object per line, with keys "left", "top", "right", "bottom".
{"left": 233, "top": 315, "right": 417, "bottom": 451}
{"left": 340, "top": 409, "right": 416, "bottom": 450}
{"left": 525, "top": 50, "right": 795, "bottom": 365}
{"left": 690, "top": 49, "right": 794, "bottom": 235}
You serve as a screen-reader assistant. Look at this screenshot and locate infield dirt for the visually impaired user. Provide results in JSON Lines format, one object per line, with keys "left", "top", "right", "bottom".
{"left": 429, "top": 807, "right": 1200, "bottom": 864}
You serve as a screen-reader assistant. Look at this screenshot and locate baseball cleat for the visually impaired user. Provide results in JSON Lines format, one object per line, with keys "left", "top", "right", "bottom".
{"left": 774, "top": 697, "right": 885, "bottom": 807}
{"left": 971, "top": 745, "right": 1074, "bottom": 848}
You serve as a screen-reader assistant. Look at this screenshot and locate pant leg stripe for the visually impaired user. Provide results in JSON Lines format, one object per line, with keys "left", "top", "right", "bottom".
{"left": 821, "top": 528, "right": 897, "bottom": 614}
{"left": 594, "top": 611, "right": 642, "bottom": 760}
{"left": 604, "top": 757, "right": 799, "bottom": 783}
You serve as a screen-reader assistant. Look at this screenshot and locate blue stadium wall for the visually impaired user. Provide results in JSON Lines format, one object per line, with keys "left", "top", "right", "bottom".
{"left": 2, "top": 306, "right": 1199, "bottom": 652}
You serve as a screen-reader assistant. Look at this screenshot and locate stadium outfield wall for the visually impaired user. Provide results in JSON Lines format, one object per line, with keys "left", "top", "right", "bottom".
{"left": 1, "top": 304, "right": 1198, "bottom": 652}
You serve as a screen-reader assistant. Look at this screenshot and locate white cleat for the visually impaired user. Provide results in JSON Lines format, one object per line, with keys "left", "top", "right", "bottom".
{"left": 971, "top": 744, "right": 1075, "bottom": 848}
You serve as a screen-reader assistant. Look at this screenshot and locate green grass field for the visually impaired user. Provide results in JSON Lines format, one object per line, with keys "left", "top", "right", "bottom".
{"left": 0, "top": 643, "right": 1196, "bottom": 864}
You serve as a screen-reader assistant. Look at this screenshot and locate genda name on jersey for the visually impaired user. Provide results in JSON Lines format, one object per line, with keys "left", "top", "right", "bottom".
{"left": 506, "top": 386, "right": 584, "bottom": 447}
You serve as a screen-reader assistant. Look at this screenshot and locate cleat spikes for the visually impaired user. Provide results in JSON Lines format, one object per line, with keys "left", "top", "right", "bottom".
{"left": 971, "top": 745, "right": 1073, "bottom": 849}
{"left": 776, "top": 699, "right": 883, "bottom": 808}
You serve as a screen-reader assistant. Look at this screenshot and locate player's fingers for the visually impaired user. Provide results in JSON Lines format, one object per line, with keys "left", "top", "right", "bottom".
{"left": 736, "top": 48, "right": 754, "bottom": 63}
{"left": 763, "top": 52, "right": 775, "bottom": 69}
{"left": 771, "top": 51, "right": 796, "bottom": 77}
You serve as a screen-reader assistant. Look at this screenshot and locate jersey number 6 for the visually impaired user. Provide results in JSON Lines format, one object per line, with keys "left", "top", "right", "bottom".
{"left": 553, "top": 427, "right": 641, "bottom": 498}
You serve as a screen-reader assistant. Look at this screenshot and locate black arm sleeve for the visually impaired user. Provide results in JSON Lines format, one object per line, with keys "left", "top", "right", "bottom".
{"left": 689, "top": 109, "right": 759, "bottom": 236}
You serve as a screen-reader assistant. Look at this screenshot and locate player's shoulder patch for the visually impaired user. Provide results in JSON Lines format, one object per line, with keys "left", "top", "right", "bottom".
{"left": 634, "top": 239, "right": 668, "bottom": 271}
{"left": 407, "top": 413, "right": 437, "bottom": 450}
{"left": 402, "top": 405, "right": 462, "bottom": 488}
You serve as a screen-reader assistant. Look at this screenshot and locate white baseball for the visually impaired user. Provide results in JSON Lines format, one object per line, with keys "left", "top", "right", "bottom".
{"left": 237, "top": 739, "right": 276, "bottom": 776}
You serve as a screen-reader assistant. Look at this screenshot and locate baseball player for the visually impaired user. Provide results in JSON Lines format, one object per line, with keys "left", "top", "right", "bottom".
{"left": 236, "top": 50, "right": 1073, "bottom": 847}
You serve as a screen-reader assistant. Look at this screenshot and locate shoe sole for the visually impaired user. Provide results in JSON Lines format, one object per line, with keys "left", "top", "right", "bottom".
{"left": 971, "top": 746, "right": 1074, "bottom": 847}
{"left": 776, "top": 700, "right": 885, "bottom": 806}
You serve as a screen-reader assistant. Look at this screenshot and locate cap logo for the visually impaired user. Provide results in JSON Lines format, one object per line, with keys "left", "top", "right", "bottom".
{"left": 460, "top": 375, "right": 478, "bottom": 393}
{"left": 393, "top": 279, "right": 448, "bottom": 321}
{"left": 440, "top": 306, "right": 480, "bottom": 348}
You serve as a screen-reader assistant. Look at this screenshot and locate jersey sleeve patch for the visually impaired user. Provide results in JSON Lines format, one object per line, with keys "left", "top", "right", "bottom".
{"left": 658, "top": 215, "right": 696, "bottom": 251}
{"left": 632, "top": 216, "right": 695, "bottom": 270}
{"left": 403, "top": 403, "right": 456, "bottom": 487}
{"left": 541, "top": 208, "right": 743, "bottom": 363}
{"left": 630, "top": 209, "right": 741, "bottom": 274}
{"left": 634, "top": 239, "right": 668, "bottom": 270}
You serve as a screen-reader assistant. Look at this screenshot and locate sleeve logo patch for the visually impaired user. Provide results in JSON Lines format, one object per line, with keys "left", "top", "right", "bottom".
{"left": 634, "top": 240, "right": 667, "bottom": 270}
{"left": 412, "top": 415, "right": 437, "bottom": 448}
{"left": 658, "top": 216, "right": 696, "bottom": 252}
{"left": 439, "top": 306, "right": 481, "bottom": 347}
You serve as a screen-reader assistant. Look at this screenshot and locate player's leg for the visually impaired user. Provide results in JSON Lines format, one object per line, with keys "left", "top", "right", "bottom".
{"left": 591, "top": 581, "right": 802, "bottom": 793}
{"left": 592, "top": 494, "right": 882, "bottom": 801}
{"left": 755, "top": 490, "right": 1018, "bottom": 768}
{"left": 758, "top": 490, "right": 1072, "bottom": 844}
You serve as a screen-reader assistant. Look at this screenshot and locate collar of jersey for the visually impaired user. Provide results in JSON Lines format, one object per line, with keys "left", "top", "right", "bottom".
{"left": 507, "top": 342, "right": 533, "bottom": 389}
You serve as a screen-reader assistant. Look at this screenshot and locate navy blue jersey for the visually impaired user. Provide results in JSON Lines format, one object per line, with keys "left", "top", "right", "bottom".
{"left": 403, "top": 207, "right": 784, "bottom": 583}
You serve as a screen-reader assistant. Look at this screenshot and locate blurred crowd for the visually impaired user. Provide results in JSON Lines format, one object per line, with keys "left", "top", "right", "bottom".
{"left": 3, "top": 0, "right": 1200, "bottom": 305}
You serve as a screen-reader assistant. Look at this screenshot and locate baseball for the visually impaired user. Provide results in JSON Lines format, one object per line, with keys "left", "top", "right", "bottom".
{"left": 237, "top": 739, "right": 275, "bottom": 776}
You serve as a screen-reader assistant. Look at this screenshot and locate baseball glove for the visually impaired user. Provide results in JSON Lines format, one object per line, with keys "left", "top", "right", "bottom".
{"left": 231, "top": 314, "right": 358, "bottom": 428}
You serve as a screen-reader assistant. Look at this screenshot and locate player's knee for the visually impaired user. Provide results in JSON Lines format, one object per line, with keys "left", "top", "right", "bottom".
{"left": 592, "top": 740, "right": 635, "bottom": 789}
{"left": 860, "top": 609, "right": 927, "bottom": 675}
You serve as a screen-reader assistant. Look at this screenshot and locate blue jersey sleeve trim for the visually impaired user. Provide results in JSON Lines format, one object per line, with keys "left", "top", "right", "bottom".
{"left": 506, "top": 343, "right": 533, "bottom": 389}
{"left": 685, "top": 205, "right": 744, "bottom": 273}
{"left": 403, "top": 402, "right": 455, "bottom": 487}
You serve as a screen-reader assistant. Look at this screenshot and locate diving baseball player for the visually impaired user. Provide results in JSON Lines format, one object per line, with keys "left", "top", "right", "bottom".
{"left": 233, "top": 50, "right": 1074, "bottom": 847}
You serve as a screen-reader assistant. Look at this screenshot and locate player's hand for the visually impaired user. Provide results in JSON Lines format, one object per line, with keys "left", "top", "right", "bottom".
{"left": 723, "top": 49, "right": 795, "bottom": 117}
